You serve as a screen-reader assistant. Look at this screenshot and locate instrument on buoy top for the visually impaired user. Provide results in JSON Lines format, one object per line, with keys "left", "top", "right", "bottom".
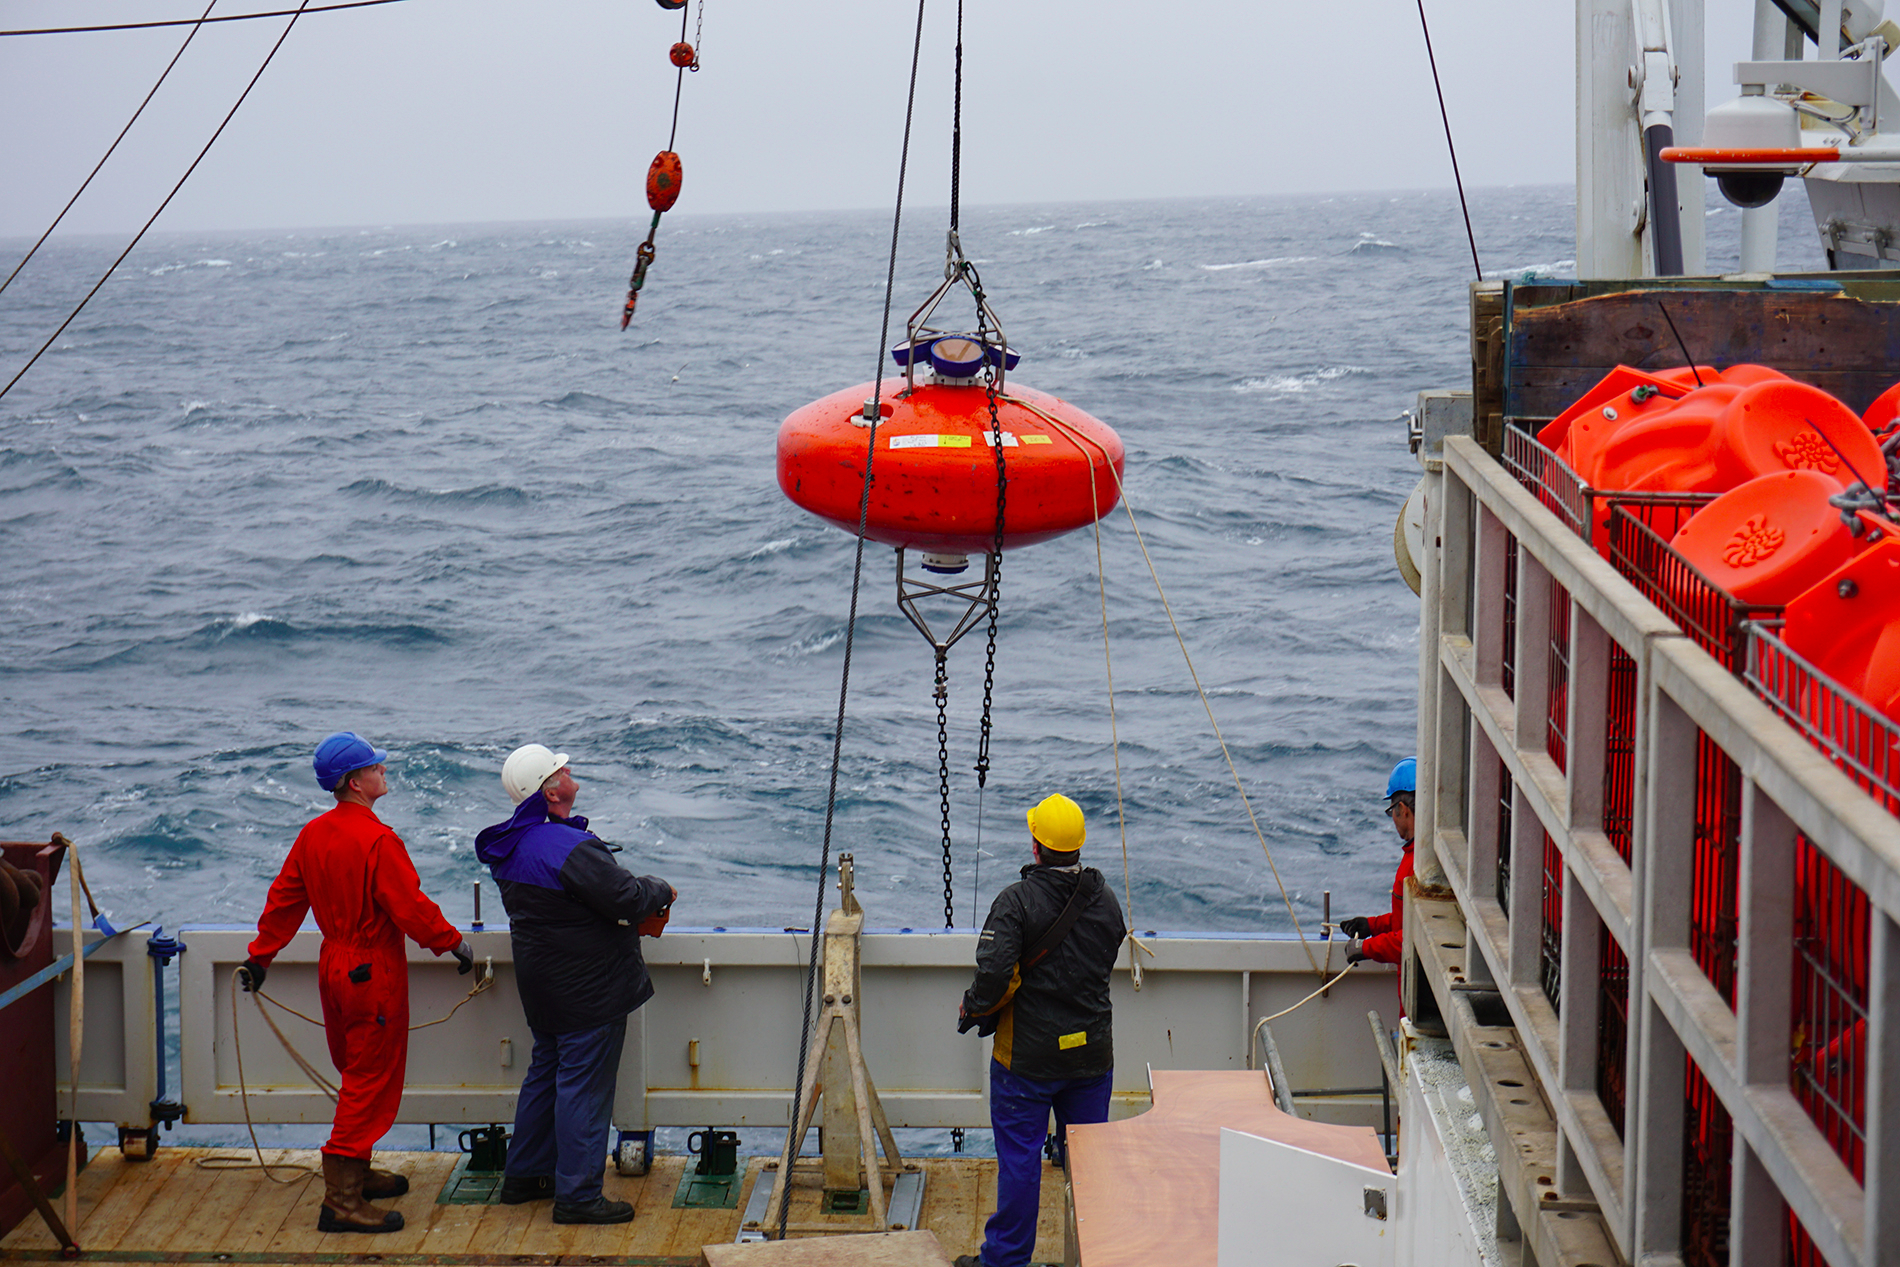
{"left": 777, "top": 336, "right": 1124, "bottom": 573}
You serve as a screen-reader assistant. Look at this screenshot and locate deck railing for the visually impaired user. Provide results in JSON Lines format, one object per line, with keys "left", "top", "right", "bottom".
{"left": 1420, "top": 433, "right": 1900, "bottom": 1267}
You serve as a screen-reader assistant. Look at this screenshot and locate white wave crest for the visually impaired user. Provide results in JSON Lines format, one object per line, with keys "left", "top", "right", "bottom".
{"left": 1232, "top": 366, "right": 1367, "bottom": 394}
{"left": 743, "top": 538, "right": 797, "bottom": 560}
{"left": 1483, "top": 258, "right": 1577, "bottom": 280}
{"left": 1010, "top": 225, "right": 1057, "bottom": 236}
{"left": 1198, "top": 256, "right": 1317, "bottom": 272}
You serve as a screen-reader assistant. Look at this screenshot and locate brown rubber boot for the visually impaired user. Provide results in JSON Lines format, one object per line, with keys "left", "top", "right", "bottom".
{"left": 361, "top": 1160, "right": 410, "bottom": 1200}
{"left": 316, "top": 1154, "right": 405, "bottom": 1233}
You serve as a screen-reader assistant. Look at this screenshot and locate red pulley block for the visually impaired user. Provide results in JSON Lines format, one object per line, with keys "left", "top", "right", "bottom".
{"left": 670, "top": 42, "right": 697, "bottom": 68}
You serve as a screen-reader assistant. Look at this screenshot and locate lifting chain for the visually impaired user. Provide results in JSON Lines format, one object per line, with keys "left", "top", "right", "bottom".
{"left": 973, "top": 268, "right": 1007, "bottom": 794}
{"left": 936, "top": 649, "right": 954, "bottom": 927}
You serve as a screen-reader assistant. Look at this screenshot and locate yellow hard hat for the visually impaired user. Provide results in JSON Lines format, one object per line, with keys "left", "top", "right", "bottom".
{"left": 1026, "top": 794, "right": 1086, "bottom": 852}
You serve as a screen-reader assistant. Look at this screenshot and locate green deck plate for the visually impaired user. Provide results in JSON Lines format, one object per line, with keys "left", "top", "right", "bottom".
{"left": 820, "top": 1187, "right": 870, "bottom": 1214}
{"left": 669, "top": 1164, "right": 742, "bottom": 1210}
{"left": 436, "top": 1154, "right": 508, "bottom": 1205}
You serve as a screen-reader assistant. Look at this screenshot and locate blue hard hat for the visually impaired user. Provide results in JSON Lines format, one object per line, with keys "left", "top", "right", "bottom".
{"left": 1385, "top": 757, "right": 1418, "bottom": 800}
{"left": 313, "top": 731, "right": 388, "bottom": 791}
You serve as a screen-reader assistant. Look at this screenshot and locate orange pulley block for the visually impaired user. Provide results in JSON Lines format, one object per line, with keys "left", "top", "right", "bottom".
{"left": 656, "top": 0, "right": 686, "bottom": 8}
{"left": 647, "top": 151, "right": 683, "bottom": 213}
{"left": 670, "top": 42, "right": 697, "bottom": 68}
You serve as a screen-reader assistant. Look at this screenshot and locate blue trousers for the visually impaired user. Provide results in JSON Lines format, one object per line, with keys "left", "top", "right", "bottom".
{"left": 980, "top": 1059, "right": 1112, "bottom": 1267}
{"left": 504, "top": 1017, "right": 627, "bottom": 1204}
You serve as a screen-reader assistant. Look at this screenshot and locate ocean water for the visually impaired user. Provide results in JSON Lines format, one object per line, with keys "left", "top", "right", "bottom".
{"left": 0, "top": 183, "right": 1829, "bottom": 950}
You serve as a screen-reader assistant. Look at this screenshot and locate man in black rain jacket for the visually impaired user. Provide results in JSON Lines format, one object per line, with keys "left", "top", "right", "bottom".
{"left": 956, "top": 793, "right": 1125, "bottom": 1267}
{"left": 475, "top": 744, "right": 674, "bottom": 1226}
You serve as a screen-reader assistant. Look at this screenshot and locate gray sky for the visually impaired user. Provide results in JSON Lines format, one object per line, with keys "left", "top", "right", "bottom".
{"left": 2, "top": 0, "right": 1763, "bottom": 236}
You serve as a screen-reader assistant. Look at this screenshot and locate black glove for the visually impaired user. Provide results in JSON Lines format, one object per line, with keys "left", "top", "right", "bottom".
{"left": 1345, "top": 937, "right": 1369, "bottom": 965}
{"left": 452, "top": 939, "right": 475, "bottom": 975}
{"left": 237, "top": 959, "right": 267, "bottom": 992}
{"left": 1337, "top": 916, "right": 1373, "bottom": 939}
{"left": 957, "top": 1008, "right": 1000, "bottom": 1038}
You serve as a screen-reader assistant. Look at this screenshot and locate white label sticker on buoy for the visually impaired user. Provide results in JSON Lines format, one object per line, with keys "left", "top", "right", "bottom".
{"left": 979, "top": 432, "right": 1021, "bottom": 447}
{"left": 889, "top": 434, "right": 972, "bottom": 449}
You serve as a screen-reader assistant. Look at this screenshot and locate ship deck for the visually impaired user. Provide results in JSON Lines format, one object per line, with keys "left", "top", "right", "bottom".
{"left": 0, "top": 1148, "right": 1057, "bottom": 1265}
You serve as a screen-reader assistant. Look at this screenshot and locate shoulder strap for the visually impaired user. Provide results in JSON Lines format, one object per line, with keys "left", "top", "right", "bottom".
{"left": 1020, "top": 870, "right": 1103, "bottom": 973}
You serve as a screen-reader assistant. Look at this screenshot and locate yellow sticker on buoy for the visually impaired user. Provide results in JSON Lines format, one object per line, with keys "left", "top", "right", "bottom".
{"left": 1022, "top": 435, "right": 1053, "bottom": 444}
{"left": 889, "top": 434, "right": 973, "bottom": 449}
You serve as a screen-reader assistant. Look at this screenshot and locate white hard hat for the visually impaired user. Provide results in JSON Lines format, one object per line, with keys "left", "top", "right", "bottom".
{"left": 502, "top": 744, "right": 570, "bottom": 805}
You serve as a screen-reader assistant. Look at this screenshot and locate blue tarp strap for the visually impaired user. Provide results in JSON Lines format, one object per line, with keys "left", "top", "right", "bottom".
{"left": 0, "top": 933, "right": 122, "bottom": 1014}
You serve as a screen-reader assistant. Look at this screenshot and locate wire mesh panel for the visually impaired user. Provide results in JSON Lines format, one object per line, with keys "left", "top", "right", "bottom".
{"left": 1683, "top": 1055, "right": 1734, "bottom": 1267}
{"left": 1791, "top": 834, "right": 1870, "bottom": 1183}
{"left": 1540, "top": 830, "right": 1563, "bottom": 1012}
{"left": 1604, "top": 645, "right": 1638, "bottom": 863}
{"left": 1503, "top": 428, "right": 1595, "bottom": 543}
{"left": 1548, "top": 579, "right": 1571, "bottom": 772}
{"left": 1690, "top": 729, "right": 1743, "bottom": 1008}
{"left": 1598, "top": 922, "right": 1629, "bottom": 1141}
{"left": 1497, "top": 754, "right": 1513, "bottom": 917}
{"left": 1607, "top": 500, "right": 1771, "bottom": 674}
{"left": 1503, "top": 540, "right": 1519, "bottom": 699}
{"left": 1747, "top": 624, "right": 1900, "bottom": 817}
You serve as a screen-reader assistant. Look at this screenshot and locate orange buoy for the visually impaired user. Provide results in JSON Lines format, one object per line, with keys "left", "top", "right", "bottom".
{"left": 1668, "top": 469, "right": 1866, "bottom": 605}
{"left": 777, "top": 376, "right": 1124, "bottom": 557}
{"left": 647, "top": 151, "right": 683, "bottom": 213}
{"left": 670, "top": 41, "right": 697, "bottom": 68}
{"left": 1783, "top": 537, "right": 1900, "bottom": 729}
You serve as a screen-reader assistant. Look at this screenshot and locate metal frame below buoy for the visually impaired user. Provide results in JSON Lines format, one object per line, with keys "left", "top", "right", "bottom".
{"left": 895, "top": 548, "right": 999, "bottom": 658}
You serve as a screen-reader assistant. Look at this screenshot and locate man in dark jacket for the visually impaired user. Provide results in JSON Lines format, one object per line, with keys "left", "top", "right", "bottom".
{"left": 476, "top": 744, "right": 674, "bottom": 1225}
{"left": 955, "top": 793, "right": 1125, "bottom": 1267}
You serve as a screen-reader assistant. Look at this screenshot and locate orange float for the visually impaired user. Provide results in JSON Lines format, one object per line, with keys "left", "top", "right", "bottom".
{"left": 1783, "top": 538, "right": 1900, "bottom": 728}
{"left": 777, "top": 366, "right": 1123, "bottom": 559}
{"left": 1589, "top": 377, "right": 1883, "bottom": 503}
{"left": 1668, "top": 470, "right": 1866, "bottom": 605}
{"left": 647, "top": 151, "right": 683, "bottom": 213}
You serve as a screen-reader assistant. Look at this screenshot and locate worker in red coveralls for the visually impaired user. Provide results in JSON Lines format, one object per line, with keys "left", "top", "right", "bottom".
{"left": 238, "top": 732, "right": 473, "bottom": 1234}
{"left": 1339, "top": 757, "right": 1417, "bottom": 966}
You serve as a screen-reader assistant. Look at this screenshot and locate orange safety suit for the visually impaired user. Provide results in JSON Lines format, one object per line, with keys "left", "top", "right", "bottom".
{"left": 1360, "top": 840, "right": 1415, "bottom": 965}
{"left": 248, "top": 801, "right": 462, "bottom": 1159}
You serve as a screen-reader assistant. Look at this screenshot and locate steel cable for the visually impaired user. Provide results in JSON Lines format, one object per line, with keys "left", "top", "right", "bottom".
{"left": 777, "top": 0, "right": 930, "bottom": 1239}
{"left": 0, "top": 0, "right": 220, "bottom": 302}
{"left": 0, "top": 0, "right": 316, "bottom": 403}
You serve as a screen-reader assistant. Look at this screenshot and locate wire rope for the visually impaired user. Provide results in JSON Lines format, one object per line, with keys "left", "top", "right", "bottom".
{"left": 776, "top": 0, "right": 930, "bottom": 1240}
{"left": 0, "top": 1, "right": 219, "bottom": 302}
{"left": 1001, "top": 393, "right": 1323, "bottom": 975}
{"left": 1, "top": 0, "right": 404, "bottom": 37}
{"left": 0, "top": 0, "right": 316, "bottom": 403}
{"left": 1413, "top": 0, "right": 1481, "bottom": 280}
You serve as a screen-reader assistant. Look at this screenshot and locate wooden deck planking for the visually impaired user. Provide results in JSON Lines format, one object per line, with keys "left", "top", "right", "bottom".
{"left": 0, "top": 1147, "right": 1049, "bottom": 1263}
{"left": 221, "top": 1153, "right": 322, "bottom": 1254}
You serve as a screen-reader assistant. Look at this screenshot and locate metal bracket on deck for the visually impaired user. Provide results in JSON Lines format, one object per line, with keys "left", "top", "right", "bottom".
{"left": 752, "top": 855, "right": 925, "bottom": 1240}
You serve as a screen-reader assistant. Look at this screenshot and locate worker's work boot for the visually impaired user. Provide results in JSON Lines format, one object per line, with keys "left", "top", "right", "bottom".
{"left": 317, "top": 1154, "right": 406, "bottom": 1233}
{"left": 361, "top": 1161, "right": 410, "bottom": 1200}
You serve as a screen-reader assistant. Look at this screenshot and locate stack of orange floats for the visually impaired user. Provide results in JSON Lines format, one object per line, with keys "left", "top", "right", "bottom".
{"left": 1538, "top": 363, "right": 1899, "bottom": 725}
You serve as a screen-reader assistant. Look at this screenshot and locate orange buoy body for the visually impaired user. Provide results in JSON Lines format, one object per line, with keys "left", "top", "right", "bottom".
{"left": 777, "top": 378, "right": 1124, "bottom": 555}
{"left": 1668, "top": 469, "right": 1866, "bottom": 605}
{"left": 647, "top": 151, "right": 683, "bottom": 213}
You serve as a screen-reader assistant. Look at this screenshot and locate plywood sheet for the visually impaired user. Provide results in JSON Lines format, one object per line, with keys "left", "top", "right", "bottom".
{"left": 1068, "top": 1069, "right": 1388, "bottom": 1267}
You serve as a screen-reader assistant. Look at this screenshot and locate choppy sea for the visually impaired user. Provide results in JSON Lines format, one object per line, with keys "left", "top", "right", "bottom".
{"left": 0, "top": 184, "right": 1829, "bottom": 952}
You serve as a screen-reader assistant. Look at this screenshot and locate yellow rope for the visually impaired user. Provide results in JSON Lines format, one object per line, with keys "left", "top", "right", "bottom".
{"left": 196, "top": 960, "right": 495, "bottom": 1178}
{"left": 1248, "top": 961, "right": 1359, "bottom": 1066}
{"left": 1001, "top": 395, "right": 1322, "bottom": 975}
